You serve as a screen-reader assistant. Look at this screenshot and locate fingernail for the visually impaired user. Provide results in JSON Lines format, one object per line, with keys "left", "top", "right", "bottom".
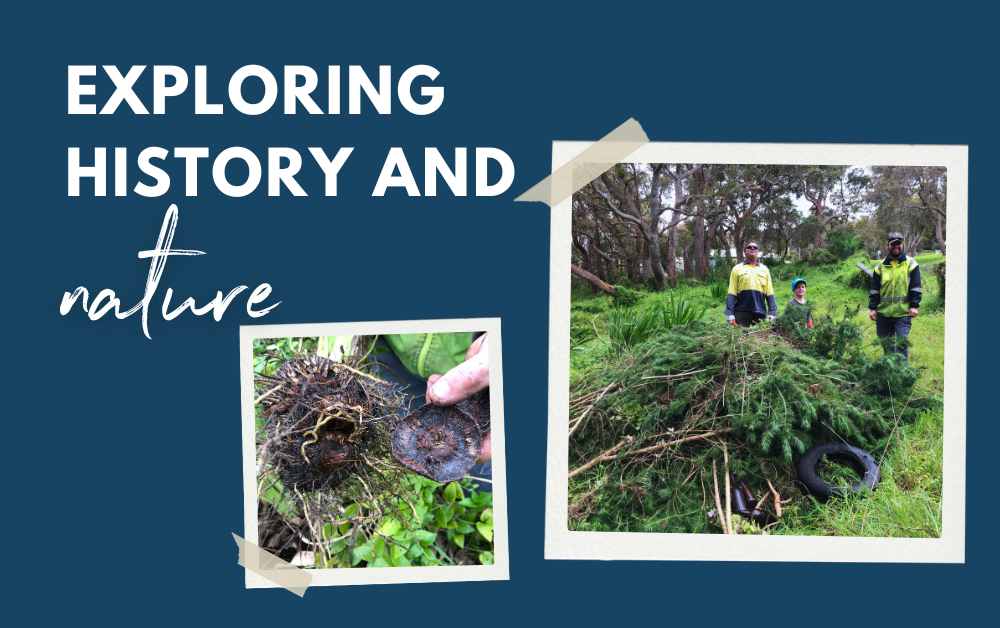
{"left": 433, "top": 380, "right": 451, "bottom": 402}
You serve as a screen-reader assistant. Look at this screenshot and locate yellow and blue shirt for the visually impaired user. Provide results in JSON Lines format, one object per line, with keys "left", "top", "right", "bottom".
{"left": 725, "top": 261, "right": 777, "bottom": 317}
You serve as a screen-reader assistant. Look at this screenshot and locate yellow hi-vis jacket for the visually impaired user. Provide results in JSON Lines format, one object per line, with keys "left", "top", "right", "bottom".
{"left": 724, "top": 261, "right": 777, "bottom": 317}
{"left": 868, "top": 253, "right": 922, "bottom": 318}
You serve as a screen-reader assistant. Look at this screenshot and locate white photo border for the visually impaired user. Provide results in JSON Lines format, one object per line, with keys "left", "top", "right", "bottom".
{"left": 545, "top": 142, "right": 966, "bottom": 562}
{"left": 240, "top": 318, "right": 509, "bottom": 586}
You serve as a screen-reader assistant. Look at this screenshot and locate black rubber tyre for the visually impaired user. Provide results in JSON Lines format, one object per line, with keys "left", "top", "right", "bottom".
{"left": 795, "top": 442, "right": 881, "bottom": 499}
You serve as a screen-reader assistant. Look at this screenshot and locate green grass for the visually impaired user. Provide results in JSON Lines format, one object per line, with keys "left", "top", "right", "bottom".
{"left": 569, "top": 258, "right": 945, "bottom": 537}
{"left": 771, "top": 409, "right": 943, "bottom": 537}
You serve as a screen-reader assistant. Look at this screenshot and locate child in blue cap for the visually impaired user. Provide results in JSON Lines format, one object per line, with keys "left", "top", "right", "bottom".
{"left": 785, "top": 277, "right": 813, "bottom": 328}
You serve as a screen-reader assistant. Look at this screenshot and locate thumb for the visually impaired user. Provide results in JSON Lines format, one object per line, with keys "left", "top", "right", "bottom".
{"left": 428, "top": 344, "right": 490, "bottom": 405}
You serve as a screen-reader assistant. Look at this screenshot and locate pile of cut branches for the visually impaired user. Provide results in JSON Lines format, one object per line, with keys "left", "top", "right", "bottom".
{"left": 568, "top": 309, "right": 940, "bottom": 534}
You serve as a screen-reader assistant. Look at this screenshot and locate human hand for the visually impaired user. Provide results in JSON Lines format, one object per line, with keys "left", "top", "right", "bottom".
{"left": 767, "top": 315, "right": 776, "bottom": 322}
{"left": 869, "top": 310, "right": 877, "bottom": 321}
{"left": 726, "top": 315, "right": 735, "bottom": 325}
{"left": 909, "top": 307, "right": 918, "bottom": 318}
{"left": 426, "top": 334, "right": 491, "bottom": 463}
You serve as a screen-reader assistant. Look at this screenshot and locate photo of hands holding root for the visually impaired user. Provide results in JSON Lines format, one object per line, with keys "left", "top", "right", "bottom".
{"left": 567, "top": 163, "right": 946, "bottom": 537}
{"left": 254, "top": 332, "right": 495, "bottom": 568}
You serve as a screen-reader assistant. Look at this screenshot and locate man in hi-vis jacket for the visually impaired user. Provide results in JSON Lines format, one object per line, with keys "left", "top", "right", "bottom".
{"left": 724, "top": 241, "right": 778, "bottom": 327}
{"left": 868, "top": 232, "right": 922, "bottom": 366}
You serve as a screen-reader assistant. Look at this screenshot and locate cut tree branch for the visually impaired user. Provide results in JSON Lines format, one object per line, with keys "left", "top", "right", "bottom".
{"left": 571, "top": 264, "right": 616, "bottom": 295}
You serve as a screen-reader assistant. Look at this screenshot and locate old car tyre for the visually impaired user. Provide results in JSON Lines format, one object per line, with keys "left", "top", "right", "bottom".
{"left": 795, "top": 442, "right": 881, "bottom": 499}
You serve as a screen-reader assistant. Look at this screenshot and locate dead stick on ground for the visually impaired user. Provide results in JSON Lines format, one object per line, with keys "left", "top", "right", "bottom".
{"left": 640, "top": 368, "right": 709, "bottom": 380}
{"left": 568, "top": 429, "right": 733, "bottom": 478}
{"left": 568, "top": 382, "right": 615, "bottom": 439}
{"left": 712, "top": 458, "right": 727, "bottom": 535}
{"left": 568, "top": 436, "right": 634, "bottom": 479}
{"left": 623, "top": 429, "right": 733, "bottom": 457}
{"left": 723, "top": 440, "right": 732, "bottom": 534}
{"left": 766, "top": 479, "right": 783, "bottom": 518}
{"left": 569, "top": 390, "right": 601, "bottom": 408}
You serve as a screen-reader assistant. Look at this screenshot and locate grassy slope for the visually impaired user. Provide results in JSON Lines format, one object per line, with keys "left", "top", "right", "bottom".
{"left": 569, "top": 255, "right": 945, "bottom": 537}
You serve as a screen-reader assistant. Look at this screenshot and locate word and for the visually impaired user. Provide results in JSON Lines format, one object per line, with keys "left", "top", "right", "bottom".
{"left": 69, "top": 65, "right": 443, "bottom": 115}
{"left": 68, "top": 146, "right": 514, "bottom": 197}
{"left": 60, "top": 205, "right": 280, "bottom": 338}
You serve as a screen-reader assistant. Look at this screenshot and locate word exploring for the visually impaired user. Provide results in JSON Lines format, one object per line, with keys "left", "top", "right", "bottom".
{"left": 69, "top": 64, "right": 443, "bottom": 116}
{"left": 59, "top": 204, "right": 279, "bottom": 338}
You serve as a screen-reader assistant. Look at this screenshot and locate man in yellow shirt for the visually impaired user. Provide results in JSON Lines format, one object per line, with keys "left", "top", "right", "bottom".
{"left": 724, "top": 241, "right": 778, "bottom": 327}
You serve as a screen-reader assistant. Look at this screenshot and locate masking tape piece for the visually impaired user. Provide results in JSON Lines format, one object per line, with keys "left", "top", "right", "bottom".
{"left": 515, "top": 118, "right": 649, "bottom": 207}
{"left": 233, "top": 533, "right": 312, "bottom": 597}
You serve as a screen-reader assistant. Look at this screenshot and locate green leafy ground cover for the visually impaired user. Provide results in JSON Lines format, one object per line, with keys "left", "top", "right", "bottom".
{"left": 254, "top": 338, "right": 494, "bottom": 567}
{"left": 569, "top": 255, "right": 945, "bottom": 537}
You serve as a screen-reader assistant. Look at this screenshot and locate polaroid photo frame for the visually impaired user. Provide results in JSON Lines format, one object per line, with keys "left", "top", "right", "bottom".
{"left": 545, "top": 142, "right": 966, "bottom": 563}
{"left": 240, "top": 318, "right": 508, "bottom": 587}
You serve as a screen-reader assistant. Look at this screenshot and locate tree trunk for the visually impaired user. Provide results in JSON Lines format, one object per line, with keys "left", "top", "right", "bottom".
{"left": 590, "top": 248, "right": 605, "bottom": 281}
{"left": 705, "top": 213, "right": 725, "bottom": 269}
{"left": 694, "top": 207, "right": 707, "bottom": 280}
{"left": 682, "top": 244, "right": 693, "bottom": 278}
{"left": 571, "top": 264, "right": 616, "bottom": 295}
{"left": 733, "top": 221, "right": 745, "bottom": 264}
{"left": 592, "top": 242, "right": 619, "bottom": 284}
{"left": 641, "top": 247, "right": 653, "bottom": 286}
{"left": 666, "top": 222, "right": 678, "bottom": 287}
{"left": 714, "top": 229, "right": 731, "bottom": 263}
{"left": 571, "top": 237, "right": 596, "bottom": 293}
{"left": 646, "top": 227, "right": 666, "bottom": 291}
{"left": 935, "top": 212, "right": 946, "bottom": 254}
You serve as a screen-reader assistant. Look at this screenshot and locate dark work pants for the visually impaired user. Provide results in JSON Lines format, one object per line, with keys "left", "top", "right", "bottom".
{"left": 875, "top": 315, "right": 912, "bottom": 366}
{"left": 370, "top": 337, "right": 493, "bottom": 492}
{"left": 734, "top": 310, "right": 765, "bottom": 327}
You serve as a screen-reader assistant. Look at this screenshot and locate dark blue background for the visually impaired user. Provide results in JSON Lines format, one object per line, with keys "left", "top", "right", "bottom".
{"left": 4, "top": 1, "right": 994, "bottom": 624}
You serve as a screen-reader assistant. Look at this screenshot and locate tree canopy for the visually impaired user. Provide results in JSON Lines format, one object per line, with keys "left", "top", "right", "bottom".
{"left": 570, "top": 163, "right": 947, "bottom": 293}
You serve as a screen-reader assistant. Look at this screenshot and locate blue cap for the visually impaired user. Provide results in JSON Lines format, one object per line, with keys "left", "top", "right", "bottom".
{"left": 791, "top": 278, "right": 807, "bottom": 290}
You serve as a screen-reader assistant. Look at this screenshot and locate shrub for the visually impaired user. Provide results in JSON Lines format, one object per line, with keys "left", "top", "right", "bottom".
{"left": 809, "top": 247, "right": 839, "bottom": 266}
{"left": 708, "top": 281, "right": 728, "bottom": 299}
{"left": 846, "top": 267, "right": 873, "bottom": 291}
{"left": 607, "top": 306, "right": 659, "bottom": 356}
{"left": 333, "top": 476, "right": 495, "bottom": 567}
{"left": 570, "top": 312, "right": 597, "bottom": 348}
{"left": 571, "top": 300, "right": 607, "bottom": 314}
{"left": 613, "top": 286, "right": 643, "bottom": 308}
{"left": 827, "top": 230, "right": 863, "bottom": 260}
{"left": 657, "top": 293, "right": 707, "bottom": 330}
{"left": 929, "top": 260, "right": 946, "bottom": 302}
{"left": 783, "top": 259, "right": 809, "bottom": 277}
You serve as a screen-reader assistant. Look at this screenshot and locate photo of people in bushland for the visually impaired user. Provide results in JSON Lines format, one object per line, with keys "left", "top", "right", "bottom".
{"left": 568, "top": 164, "right": 946, "bottom": 537}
